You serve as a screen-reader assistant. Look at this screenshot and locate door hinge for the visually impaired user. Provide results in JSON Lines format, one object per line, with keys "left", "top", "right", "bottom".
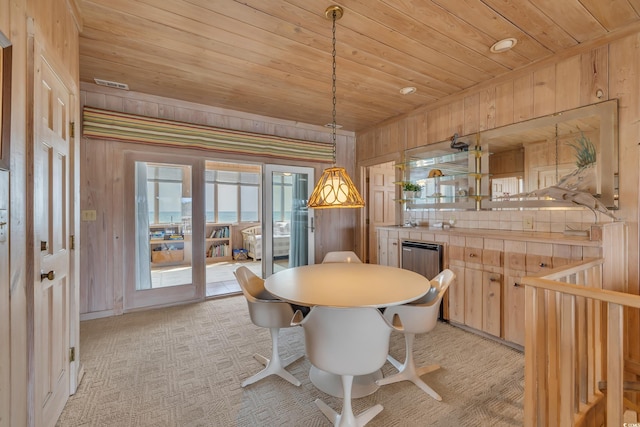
{"left": 69, "top": 347, "right": 75, "bottom": 362}
{"left": 70, "top": 234, "right": 75, "bottom": 250}
{"left": 70, "top": 122, "right": 75, "bottom": 138}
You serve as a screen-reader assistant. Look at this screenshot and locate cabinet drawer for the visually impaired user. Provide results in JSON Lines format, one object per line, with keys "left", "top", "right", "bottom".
{"left": 526, "top": 254, "right": 553, "bottom": 274}
{"left": 505, "top": 252, "right": 526, "bottom": 270}
{"left": 449, "top": 245, "right": 465, "bottom": 261}
{"left": 482, "top": 249, "right": 503, "bottom": 267}
{"left": 551, "top": 257, "right": 571, "bottom": 268}
{"left": 464, "top": 247, "right": 483, "bottom": 263}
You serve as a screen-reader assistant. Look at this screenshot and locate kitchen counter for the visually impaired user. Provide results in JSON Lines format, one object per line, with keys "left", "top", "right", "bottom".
{"left": 376, "top": 224, "right": 607, "bottom": 246}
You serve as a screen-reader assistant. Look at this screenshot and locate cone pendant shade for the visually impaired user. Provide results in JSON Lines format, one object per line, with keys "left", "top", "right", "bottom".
{"left": 308, "top": 166, "right": 365, "bottom": 208}
{"left": 307, "top": 5, "right": 365, "bottom": 209}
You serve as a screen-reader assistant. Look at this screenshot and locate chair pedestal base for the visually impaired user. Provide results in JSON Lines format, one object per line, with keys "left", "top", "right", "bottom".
{"left": 376, "top": 333, "right": 443, "bottom": 401}
{"left": 310, "top": 366, "right": 382, "bottom": 398}
{"left": 241, "top": 327, "right": 303, "bottom": 387}
{"left": 315, "top": 375, "right": 384, "bottom": 427}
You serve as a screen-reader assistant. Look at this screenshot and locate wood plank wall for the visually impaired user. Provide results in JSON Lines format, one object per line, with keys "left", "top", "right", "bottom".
{"left": 1, "top": 0, "right": 81, "bottom": 425}
{"left": 79, "top": 84, "right": 358, "bottom": 315}
{"left": 356, "top": 33, "right": 640, "bottom": 375}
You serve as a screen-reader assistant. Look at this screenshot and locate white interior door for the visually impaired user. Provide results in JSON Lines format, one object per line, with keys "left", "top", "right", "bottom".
{"left": 263, "top": 165, "right": 315, "bottom": 277}
{"left": 33, "top": 53, "right": 71, "bottom": 427}
{"left": 368, "top": 164, "right": 396, "bottom": 264}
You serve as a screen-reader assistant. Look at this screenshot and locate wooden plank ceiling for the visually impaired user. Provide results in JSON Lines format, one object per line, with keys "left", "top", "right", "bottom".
{"left": 78, "top": 0, "right": 640, "bottom": 132}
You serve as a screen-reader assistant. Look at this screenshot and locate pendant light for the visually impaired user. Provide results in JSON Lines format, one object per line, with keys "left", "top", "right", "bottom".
{"left": 307, "top": 5, "right": 365, "bottom": 209}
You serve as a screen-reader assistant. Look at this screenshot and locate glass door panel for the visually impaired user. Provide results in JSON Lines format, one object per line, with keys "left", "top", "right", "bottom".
{"left": 137, "top": 162, "right": 193, "bottom": 289}
{"left": 204, "top": 161, "right": 261, "bottom": 295}
{"left": 264, "top": 165, "right": 315, "bottom": 277}
{"left": 125, "top": 155, "right": 199, "bottom": 311}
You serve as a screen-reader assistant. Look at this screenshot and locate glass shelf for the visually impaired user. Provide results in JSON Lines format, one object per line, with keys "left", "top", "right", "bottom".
{"left": 399, "top": 138, "right": 489, "bottom": 210}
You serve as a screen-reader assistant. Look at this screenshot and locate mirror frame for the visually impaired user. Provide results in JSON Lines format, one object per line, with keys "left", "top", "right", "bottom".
{"left": 0, "top": 31, "right": 11, "bottom": 171}
{"left": 479, "top": 100, "right": 619, "bottom": 210}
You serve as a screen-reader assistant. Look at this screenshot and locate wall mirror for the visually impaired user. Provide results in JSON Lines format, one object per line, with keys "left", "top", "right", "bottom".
{"left": 0, "top": 31, "right": 11, "bottom": 171}
{"left": 402, "top": 100, "right": 618, "bottom": 212}
{"left": 479, "top": 100, "right": 618, "bottom": 210}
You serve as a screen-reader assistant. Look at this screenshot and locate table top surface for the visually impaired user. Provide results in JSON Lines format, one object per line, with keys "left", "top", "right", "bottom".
{"left": 264, "top": 263, "right": 432, "bottom": 308}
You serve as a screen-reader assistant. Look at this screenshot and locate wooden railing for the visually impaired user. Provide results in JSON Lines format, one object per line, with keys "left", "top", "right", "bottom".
{"left": 522, "top": 258, "right": 640, "bottom": 426}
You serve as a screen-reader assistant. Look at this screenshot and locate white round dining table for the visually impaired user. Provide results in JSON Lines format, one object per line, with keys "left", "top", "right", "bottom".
{"left": 264, "top": 263, "right": 432, "bottom": 308}
{"left": 264, "top": 263, "right": 433, "bottom": 398}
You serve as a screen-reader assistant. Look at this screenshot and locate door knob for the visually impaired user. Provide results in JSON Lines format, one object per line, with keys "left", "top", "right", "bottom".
{"left": 40, "top": 270, "right": 55, "bottom": 281}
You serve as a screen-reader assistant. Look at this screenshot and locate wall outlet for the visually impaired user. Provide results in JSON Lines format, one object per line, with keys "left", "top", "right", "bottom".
{"left": 523, "top": 216, "right": 534, "bottom": 230}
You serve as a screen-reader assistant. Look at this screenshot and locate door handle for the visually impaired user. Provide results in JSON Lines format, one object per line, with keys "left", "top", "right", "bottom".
{"left": 309, "top": 217, "right": 315, "bottom": 232}
{"left": 40, "top": 270, "right": 55, "bottom": 281}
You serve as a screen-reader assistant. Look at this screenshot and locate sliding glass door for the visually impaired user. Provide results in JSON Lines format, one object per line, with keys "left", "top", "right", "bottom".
{"left": 125, "top": 153, "right": 202, "bottom": 310}
{"left": 263, "top": 165, "right": 315, "bottom": 276}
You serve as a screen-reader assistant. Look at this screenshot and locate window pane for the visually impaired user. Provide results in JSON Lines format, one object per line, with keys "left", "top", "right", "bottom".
{"left": 147, "top": 182, "right": 156, "bottom": 224}
{"left": 148, "top": 165, "right": 182, "bottom": 181}
{"left": 240, "top": 186, "right": 259, "bottom": 222}
{"left": 205, "top": 169, "right": 216, "bottom": 183}
{"left": 273, "top": 185, "right": 283, "bottom": 221}
{"left": 217, "top": 171, "right": 239, "bottom": 183}
{"left": 284, "top": 185, "right": 293, "bottom": 222}
{"left": 240, "top": 172, "right": 260, "bottom": 184}
{"left": 218, "top": 184, "right": 238, "bottom": 222}
{"left": 157, "top": 182, "right": 182, "bottom": 223}
{"left": 205, "top": 182, "right": 215, "bottom": 222}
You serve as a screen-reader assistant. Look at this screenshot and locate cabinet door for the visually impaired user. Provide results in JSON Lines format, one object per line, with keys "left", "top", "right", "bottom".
{"left": 377, "top": 235, "right": 389, "bottom": 265}
{"left": 504, "top": 271, "right": 526, "bottom": 346}
{"left": 464, "top": 268, "right": 483, "bottom": 330}
{"left": 447, "top": 264, "right": 465, "bottom": 323}
{"left": 482, "top": 272, "right": 502, "bottom": 337}
{"left": 387, "top": 237, "right": 400, "bottom": 268}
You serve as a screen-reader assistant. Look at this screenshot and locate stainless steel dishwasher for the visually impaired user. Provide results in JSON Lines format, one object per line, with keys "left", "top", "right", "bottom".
{"left": 401, "top": 240, "right": 444, "bottom": 317}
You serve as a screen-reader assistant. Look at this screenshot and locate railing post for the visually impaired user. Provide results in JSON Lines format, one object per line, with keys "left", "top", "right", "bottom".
{"left": 607, "top": 302, "right": 624, "bottom": 427}
{"left": 524, "top": 285, "right": 537, "bottom": 427}
{"left": 559, "top": 293, "right": 576, "bottom": 425}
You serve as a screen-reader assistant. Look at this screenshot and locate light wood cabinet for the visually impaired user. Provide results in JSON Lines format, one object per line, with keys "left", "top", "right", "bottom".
{"left": 503, "top": 240, "right": 588, "bottom": 346}
{"left": 447, "top": 264, "right": 466, "bottom": 324}
{"left": 482, "top": 271, "right": 502, "bottom": 337}
{"left": 503, "top": 240, "right": 527, "bottom": 345}
{"left": 449, "top": 236, "right": 503, "bottom": 338}
{"left": 377, "top": 228, "right": 400, "bottom": 267}
{"left": 376, "top": 223, "right": 622, "bottom": 348}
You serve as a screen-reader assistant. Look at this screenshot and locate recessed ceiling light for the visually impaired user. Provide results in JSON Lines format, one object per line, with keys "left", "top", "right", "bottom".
{"left": 400, "top": 86, "right": 417, "bottom": 95}
{"left": 490, "top": 38, "right": 517, "bottom": 53}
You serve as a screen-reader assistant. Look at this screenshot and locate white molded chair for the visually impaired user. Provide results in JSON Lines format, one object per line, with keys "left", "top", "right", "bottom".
{"left": 322, "top": 251, "right": 362, "bottom": 264}
{"left": 376, "top": 269, "right": 455, "bottom": 401}
{"left": 292, "top": 306, "right": 402, "bottom": 427}
{"left": 234, "top": 266, "right": 304, "bottom": 387}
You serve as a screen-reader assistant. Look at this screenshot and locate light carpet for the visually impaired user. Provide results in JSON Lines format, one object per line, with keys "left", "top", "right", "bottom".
{"left": 56, "top": 296, "right": 524, "bottom": 426}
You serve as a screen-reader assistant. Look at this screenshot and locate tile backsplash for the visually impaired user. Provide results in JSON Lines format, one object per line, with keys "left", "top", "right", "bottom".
{"left": 404, "top": 208, "right": 615, "bottom": 233}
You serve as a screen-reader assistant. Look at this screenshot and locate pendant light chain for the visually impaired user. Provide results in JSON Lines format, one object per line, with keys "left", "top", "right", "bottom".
{"left": 307, "top": 5, "right": 365, "bottom": 209}
{"left": 331, "top": 9, "right": 338, "bottom": 166}
{"left": 555, "top": 123, "right": 559, "bottom": 183}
